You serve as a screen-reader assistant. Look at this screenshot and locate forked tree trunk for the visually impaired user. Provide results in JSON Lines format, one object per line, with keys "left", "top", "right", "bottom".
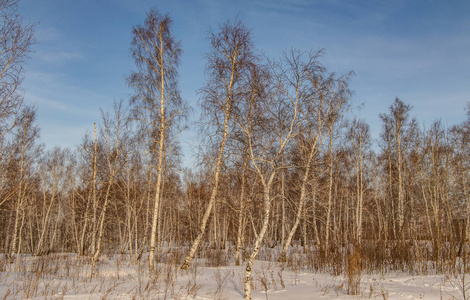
{"left": 244, "top": 175, "right": 274, "bottom": 299}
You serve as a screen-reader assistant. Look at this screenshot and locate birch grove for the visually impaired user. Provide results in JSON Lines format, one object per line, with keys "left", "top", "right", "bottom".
{"left": 2, "top": 5, "right": 470, "bottom": 298}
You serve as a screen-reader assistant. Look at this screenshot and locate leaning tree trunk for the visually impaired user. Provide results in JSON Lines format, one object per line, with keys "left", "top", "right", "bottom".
{"left": 279, "top": 144, "right": 316, "bottom": 262}
{"left": 180, "top": 105, "right": 230, "bottom": 269}
{"left": 180, "top": 37, "right": 238, "bottom": 269}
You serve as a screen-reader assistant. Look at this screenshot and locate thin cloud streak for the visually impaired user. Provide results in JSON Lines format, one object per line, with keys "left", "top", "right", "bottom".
{"left": 35, "top": 49, "right": 84, "bottom": 64}
{"left": 26, "top": 92, "right": 93, "bottom": 116}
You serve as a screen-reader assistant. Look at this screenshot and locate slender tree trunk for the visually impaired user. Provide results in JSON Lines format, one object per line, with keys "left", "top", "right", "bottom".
{"left": 281, "top": 154, "right": 286, "bottom": 246}
{"left": 387, "top": 152, "right": 396, "bottom": 239}
{"left": 91, "top": 178, "right": 114, "bottom": 277}
{"left": 36, "top": 157, "right": 61, "bottom": 256}
{"left": 148, "top": 35, "right": 167, "bottom": 272}
{"left": 279, "top": 144, "right": 315, "bottom": 261}
{"left": 91, "top": 124, "right": 99, "bottom": 257}
{"left": 15, "top": 205, "right": 26, "bottom": 270}
{"left": 35, "top": 192, "right": 55, "bottom": 256}
{"left": 464, "top": 176, "right": 470, "bottom": 244}
{"left": 213, "top": 195, "right": 217, "bottom": 248}
{"left": 157, "top": 160, "right": 166, "bottom": 262}
{"left": 10, "top": 139, "right": 27, "bottom": 262}
{"left": 324, "top": 133, "right": 334, "bottom": 257}
{"left": 355, "top": 136, "right": 364, "bottom": 246}
{"left": 311, "top": 182, "right": 321, "bottom": 246}
{"left": 302, "top": 205, "right": 307, "bottom": 253}
{"left": 235, "top": 153, "right": 248, "bottom": 265}
{"left": 244, "top": 175, "right": 274, "bottom": 300}
{"left": 180, "top": 107, "right": 230, "bottom": 269}
{"left": 10, "top": 182, "right": 23, "bottom": 261}
{"left": 49, "top": 198, "right": 61, "bottom": 252}
{"left": 181, "top": 37, "right": 238, "bottom": 268}
{"left": 397, "top": 133, "right": 404, "bottom": 241}
{"left": 91, "top": 112, "right": 122, "bottom": 277}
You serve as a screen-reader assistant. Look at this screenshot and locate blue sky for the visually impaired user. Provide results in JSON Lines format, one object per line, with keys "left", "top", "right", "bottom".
{"left": 18, "top": 0, "right": 470, "bottom": 163}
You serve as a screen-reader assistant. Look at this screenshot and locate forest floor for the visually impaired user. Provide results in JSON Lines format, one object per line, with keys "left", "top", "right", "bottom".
{"left": 0, "top": 249, "right": 466, "bottom": 299}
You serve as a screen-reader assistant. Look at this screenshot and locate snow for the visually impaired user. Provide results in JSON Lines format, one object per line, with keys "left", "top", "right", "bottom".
{"left": 0, "top": 252, "right": 465, "bottom": 299}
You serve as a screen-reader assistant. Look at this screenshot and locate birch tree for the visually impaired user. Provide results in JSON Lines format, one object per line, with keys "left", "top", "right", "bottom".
{"left": 234, "top": 148, "right": 249, "bottom": 265}
{"left": 0, "top": 0, "right": 34, "bottom": 238}
{"left": 278, "top": 50, "right": 352, "bottom": 261}
{"left": 35, "top": 147, "right": 68, "bottom": 256}
{"left": 379, "top": 98, "right": 417, "bottom": 241}
{"left": 75, "top": 124, "right": 99, "bottom": 256}
{"left": 347, "top": 118, "right": 370, "bottom": 247}
{"left": 128, "top": 9, "right": 183, "bottom": 271}
{"left": 450, "top": 106, "right": 470, "bottom": 245}
{"left": 181, "top": 20, "right": 256, "bottom": 270}
{"left": 9, "top": 106, "right": 39, "bottom": 263}
{"left": 0, "top": 0, "right": 34, "bottom": 136}
{"left": 233, "top": 55, "right": 301, "bottom": 299}
{"left": 91, "top": 102, "right": 127, "bottom": 277}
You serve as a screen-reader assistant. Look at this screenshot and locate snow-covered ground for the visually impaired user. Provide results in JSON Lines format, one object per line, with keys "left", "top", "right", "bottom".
{"left": 0, "top": 252, "right": 466, "bottom": 299}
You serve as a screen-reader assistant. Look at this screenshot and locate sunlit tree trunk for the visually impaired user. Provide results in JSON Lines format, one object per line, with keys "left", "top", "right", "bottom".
{"left": 324, "top": 130, "right": 334, "bottom": 257}
{"left": 235, "top": 152, "right": 248, "bottom": 265}
{"left": 128, "top": 9, "right": 184, "bottom": 271}
{"left": 181, "top": 20, "right": 255, "bottom": 270}
{"left": 181, "top": 103, "right": 230, "bottom": 269}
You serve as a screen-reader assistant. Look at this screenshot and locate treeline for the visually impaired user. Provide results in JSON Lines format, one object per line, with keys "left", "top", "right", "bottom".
{"left": 1, "top": 2, "right": 470, "bottom": 298}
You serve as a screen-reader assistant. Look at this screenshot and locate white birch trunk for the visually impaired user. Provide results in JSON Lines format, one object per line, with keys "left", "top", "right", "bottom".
{"left": 180, "top": 111, "right": 229, "bottom": 269}
{"left": 354, "top": 134, "right": 364, "bottom": 246}
{"left": 397, "top": 133, "right": 404, "bottom": 239}
{"left": 324, "top": 133, "right": 334, "bottom": 257}
{"left": 181, "top": 41, "right": 237, "bottom": 269}
{"left": 235, "top": 153, "right": 248, "bottom": 265}
{"left": 148, "top": 32, "right": 168, "bottom": 271}
{"left": 90, "top": 124, "right": 98, "bottom": 257}
{"left": 10, "top": 128, "right": 28, "bottom": 262}
{"left": 244, "top": 175, "right": 274, "bottom": 300}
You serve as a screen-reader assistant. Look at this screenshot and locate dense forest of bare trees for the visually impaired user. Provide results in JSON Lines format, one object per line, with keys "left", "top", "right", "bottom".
{"left": 1, "top": 4, "right": 470, "bottom": 299}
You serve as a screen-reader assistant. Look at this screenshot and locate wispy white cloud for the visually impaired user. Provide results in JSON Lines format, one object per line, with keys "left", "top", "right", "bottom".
{"left": 25, "top": 92, "right": 94, "bottom": 116}
{"left": 34, "top": 49, "right": 84, "bottom": 64}
{"left": 35, "top": 27, "right": 62, "bottom": 42}
{"left": 31, "top": 25, "right": 85, "bottom": 65}
{"left": 26, "top": 71, "right": 58, "bottom": 86}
